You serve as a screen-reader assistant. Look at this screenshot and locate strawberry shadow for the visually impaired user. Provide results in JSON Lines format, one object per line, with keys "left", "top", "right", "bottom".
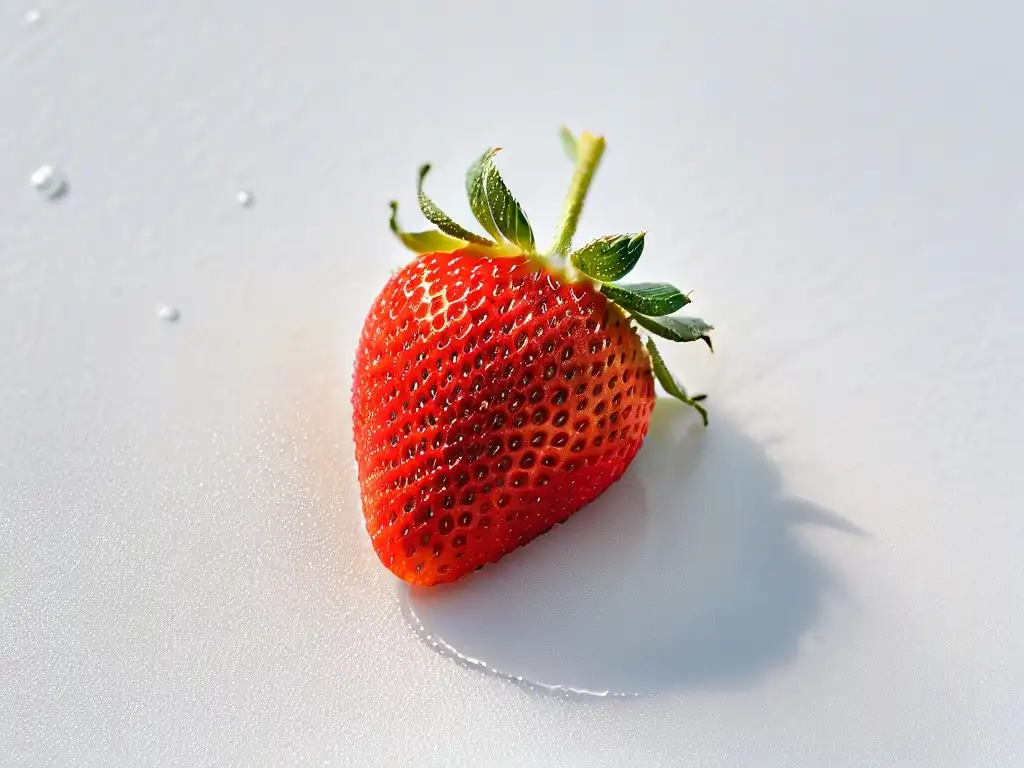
{"left": 399, "top": 398, "right": 864, "bottom": 696}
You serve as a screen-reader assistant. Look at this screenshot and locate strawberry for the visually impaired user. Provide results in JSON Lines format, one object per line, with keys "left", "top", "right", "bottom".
{"left": 352, "top": 129, "right": 713, "bottom": 585}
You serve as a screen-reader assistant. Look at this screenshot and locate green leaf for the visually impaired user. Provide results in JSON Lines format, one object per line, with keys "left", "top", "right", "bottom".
{"left": 417, "top": 164, "right": 494, "bottom": 246}
{"left": 559, "top": 126, "right": 578, "bottom": 162}
{"left": 632, "top": 312, "right": 714, "bottom": 350}
{"left": 465, "top": 149, "right": 502, "bottom": 242}
{"left": 466, "top": 148, "right": 536, "bottom": 252}
{"left": 601, "top": 282, "right": 691, "bottom": 316}
{"left": 569, "top": 233, "right": 645, "bottom": 281}
{"left": 388, "top": 201, "right": 467, "bottom": 254}
{"left": 646, "top": 338, "right": 709, "bottom": 425}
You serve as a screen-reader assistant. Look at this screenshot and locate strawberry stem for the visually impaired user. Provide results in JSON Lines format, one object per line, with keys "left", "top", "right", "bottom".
{"left": 549, "top": 131, "right": 606, "bottom": 257}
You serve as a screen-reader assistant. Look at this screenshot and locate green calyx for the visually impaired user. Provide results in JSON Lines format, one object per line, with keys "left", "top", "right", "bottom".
{"left": 387, "top": 127, "right": 715, "bottom": 424}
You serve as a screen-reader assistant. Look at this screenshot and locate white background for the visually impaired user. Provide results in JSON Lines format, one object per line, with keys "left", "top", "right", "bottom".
{"left": 2, "top": 1, "right": 1022, "bottom": 766}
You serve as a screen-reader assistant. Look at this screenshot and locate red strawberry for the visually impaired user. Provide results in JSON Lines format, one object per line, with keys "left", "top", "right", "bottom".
{"left": 352, "top": 129, "right": 713, "bottom": 585}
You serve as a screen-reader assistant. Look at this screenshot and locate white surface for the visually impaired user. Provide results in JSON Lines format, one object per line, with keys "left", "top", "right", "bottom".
{"left": 2, "top": 2, "right": 1022, "bottom": 766}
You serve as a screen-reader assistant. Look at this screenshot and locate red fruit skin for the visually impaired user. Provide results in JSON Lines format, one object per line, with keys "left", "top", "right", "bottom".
{"left": 352, "top": 250, "right": 656, "bottom": 585}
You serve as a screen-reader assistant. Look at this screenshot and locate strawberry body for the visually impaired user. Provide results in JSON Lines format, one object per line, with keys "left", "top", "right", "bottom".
{"left": 353, "top": 251, "right": 656, "bottom": 585}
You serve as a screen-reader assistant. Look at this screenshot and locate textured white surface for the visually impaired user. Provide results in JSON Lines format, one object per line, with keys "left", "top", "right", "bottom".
{"left": 2, "top": 2, "right": 1022, "bottom": 766}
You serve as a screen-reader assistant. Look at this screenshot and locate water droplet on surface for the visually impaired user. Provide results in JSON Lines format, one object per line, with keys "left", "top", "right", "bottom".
{"left": 236, "top": 189, "right": 254, "bottom": 208}
{"left": 157, "top": 305, "right": 181, "bottom": 323}
{"left": 25, "top": 9, "right": 42, "bottom": 25}
{"left": 30, "top": 165, "right": 68, "bottom": 200}
{"left": 398, "top": 588, "right": 628, "bottom": 700}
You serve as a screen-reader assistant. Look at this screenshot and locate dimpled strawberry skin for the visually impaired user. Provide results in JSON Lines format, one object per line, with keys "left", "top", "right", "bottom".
{"left": 352, "top": 250, "right": 656, "bottom": 585}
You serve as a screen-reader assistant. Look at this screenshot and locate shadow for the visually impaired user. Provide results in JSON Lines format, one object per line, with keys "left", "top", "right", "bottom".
{"left": 400, "top": 398, "right": 864, "bottom": 696}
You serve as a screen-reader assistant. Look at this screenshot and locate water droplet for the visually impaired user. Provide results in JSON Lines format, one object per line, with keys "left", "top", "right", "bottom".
{"left": 30, "top": 165, "right": 68, "bottom": 200}
{"left": 157, "top": 305, "right": 181, "bottom": 323}
{"left": 25, "top": 9, "right": 42, "bottom": 25}
{"left": 236, "top": 189, "right": 254, "bottom": 208}
{"left": 398, "top": 587, "right": 634, "bottom": 700}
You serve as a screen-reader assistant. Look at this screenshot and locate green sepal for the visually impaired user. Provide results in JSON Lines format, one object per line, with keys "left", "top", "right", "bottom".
{"left": 559, "top": 126, "right": 578, "bottom": 162}
{"left": 465, "top": 150, "right": 501, "bottom": 241}
{"left": 601, "top": 282, "right": 691, "bottom": 316}
{"left": 417, "top": 164, "right": 494, "bottom": 246}
{"left": 569, "top": 233, "right": 645, "bottom": 281}
{"left": 632, "top": 312, "right": 714, "bottom": 350}
{"left": 466, "top": 148, "right": 536, "bottom": 253}
{"left": 645, "top": 338, "right": 709, "bottom": 426}
{"left": 388, "top": 201, "right": 468, "bottom": 254}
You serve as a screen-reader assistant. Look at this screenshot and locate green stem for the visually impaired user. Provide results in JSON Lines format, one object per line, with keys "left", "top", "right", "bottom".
{"left": 549, "top": 131, "right": 606, "bottom": 257}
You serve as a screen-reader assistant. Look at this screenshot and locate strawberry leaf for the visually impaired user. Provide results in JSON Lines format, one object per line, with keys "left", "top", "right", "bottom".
{"left": 466, "top": 150, "right": 502, "bottom": 242}
{"left": 601, "top": 282, "right": 691, "bottom": 316}
{"left": 646, "top": 338, "right": 709, "bottom": 425}
{"left": 417, "top": 164, "right": 495, "bottom": 246}
{"left": 632, "top": 312, "right": 714, "bottom": 350}
{"left": 559, "top": 126, "right": 578, "bottom": 162}
{"left": 569, "top": 233, "right": 645, "bottom": 281}
{"left": 466, "top": 149, "right": 535, "bottom": 253}
{"left": 389, "top": 201, "right": 467, "bottom": 254}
